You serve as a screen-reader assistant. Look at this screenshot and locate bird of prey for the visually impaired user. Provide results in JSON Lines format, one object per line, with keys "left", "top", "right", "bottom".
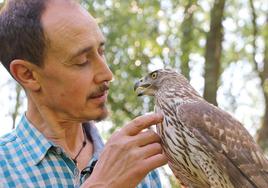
{"left": 134, "top": 69, "right": 268, "bottom": 188}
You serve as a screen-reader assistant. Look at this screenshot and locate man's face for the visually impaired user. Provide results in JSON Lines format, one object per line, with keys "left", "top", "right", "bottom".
{"left": 37, "top": 0, "right": 113, "bottom": 122}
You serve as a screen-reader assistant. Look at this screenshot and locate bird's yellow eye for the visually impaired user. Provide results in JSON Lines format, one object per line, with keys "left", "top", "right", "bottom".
{"left": 151, "top": 72, "right": 158, "bottom": 79}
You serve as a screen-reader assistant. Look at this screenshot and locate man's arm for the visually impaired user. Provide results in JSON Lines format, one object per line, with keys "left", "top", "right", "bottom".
{"left": 81, "top": 113, "right": 167, "bottom": 188}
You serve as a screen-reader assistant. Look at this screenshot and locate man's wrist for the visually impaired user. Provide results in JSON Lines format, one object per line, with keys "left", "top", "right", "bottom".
{"left": 81, "top": 180, "right": 107, "bottom": 188}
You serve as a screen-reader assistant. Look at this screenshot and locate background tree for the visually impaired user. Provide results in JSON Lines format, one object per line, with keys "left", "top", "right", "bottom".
{"left": 257, "top": 14, "right": 268, "bottom": 151}
{"left": 1, "top": 0, "right": 268, "bottom": 187}
{"left": 180, "top": 0, "right": 197, "bottom": 80}
{"left": 10, "top": 84, "right": 23, "bottom": 129}
{"left": 84, "top": 0, "right": 161, "bottom": 130}
{"left": 203, "top": 0, "right": 226, "bottom": 106}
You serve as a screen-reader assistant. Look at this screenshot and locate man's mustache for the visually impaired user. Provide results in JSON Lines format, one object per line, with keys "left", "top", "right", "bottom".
{"left": 89, "top": 83, "right": 109, "bottom": 98}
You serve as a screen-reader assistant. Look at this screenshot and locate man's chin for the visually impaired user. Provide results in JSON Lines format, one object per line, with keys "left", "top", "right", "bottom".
{"left": 95, "top": 111, "right": 108, "bottom": 122}
{"left": 84, "top": 103, "right": 109, "bottom": 122}
{"left": 94, "top": 105, "right": 109, "bottom": 122}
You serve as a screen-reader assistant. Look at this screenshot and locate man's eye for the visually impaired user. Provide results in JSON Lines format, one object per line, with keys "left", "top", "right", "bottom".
{"left": 76, "top": 60, "right": 89, "bottom": 67}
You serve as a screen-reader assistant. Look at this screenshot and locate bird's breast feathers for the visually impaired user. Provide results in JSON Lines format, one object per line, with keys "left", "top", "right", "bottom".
{"left": 155, "top": 102, "right": 234, "bottom": 188}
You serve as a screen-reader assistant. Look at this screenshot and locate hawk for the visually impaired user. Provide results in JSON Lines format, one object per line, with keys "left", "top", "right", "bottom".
{"left": 134, "top": 69, "right": 268, "bottom": 188}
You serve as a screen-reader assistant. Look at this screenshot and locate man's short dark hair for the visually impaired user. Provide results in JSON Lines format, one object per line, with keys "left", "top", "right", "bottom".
{"left": 0, "top": 0, "right": 48, "bottom": 73}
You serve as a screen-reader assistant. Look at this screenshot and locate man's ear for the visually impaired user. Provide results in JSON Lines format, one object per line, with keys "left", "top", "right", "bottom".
{"left": 9, "top": 60, "right": 41, "bottom": 91}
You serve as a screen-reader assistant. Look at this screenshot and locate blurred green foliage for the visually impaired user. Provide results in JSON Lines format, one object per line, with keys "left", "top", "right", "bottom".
{"left": 1, "top": 0, "right": 266, "bottom": 140}
{"left": 82, "top": 0, "right": 208, "bottom": 131}
{"left": 80, "top": 0, "right": 268, "bottom": 139}
{"left": 84, "top": 0, "right": 162, "bottom": 131}
{"left": 0, "top": 0, "right": 267, "bottom": 186}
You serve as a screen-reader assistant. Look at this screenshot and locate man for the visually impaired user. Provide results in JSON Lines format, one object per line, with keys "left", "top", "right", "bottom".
{"left": 0, "top": 0, "right": 167, "bottom": 187}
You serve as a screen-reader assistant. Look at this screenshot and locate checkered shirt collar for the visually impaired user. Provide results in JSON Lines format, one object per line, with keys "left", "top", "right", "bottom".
{"left": 15, "top": 115, "right": 52, "bottom": 166}
{"left": 15, "top": 115, "right": 104, "bottom": 167}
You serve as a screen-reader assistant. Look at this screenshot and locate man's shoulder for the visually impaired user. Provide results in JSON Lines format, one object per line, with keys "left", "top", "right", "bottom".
{"left": 0, "top": 131, "right": 18, "bottom": 174}
{"left": 0, "top": 130, "right": 17, "bottom": 148}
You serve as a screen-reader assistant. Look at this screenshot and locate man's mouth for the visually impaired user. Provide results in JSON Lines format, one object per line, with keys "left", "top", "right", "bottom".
{"left": 90, "top": 91, "right": 108, "bottom": 99}
{"left": 88, "top": 84, "right": 109, "bottom": 100}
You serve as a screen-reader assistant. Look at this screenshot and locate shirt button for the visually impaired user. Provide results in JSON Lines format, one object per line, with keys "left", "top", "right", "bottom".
{"left": 55, "top": 147, "right": 62, "bottom": 155}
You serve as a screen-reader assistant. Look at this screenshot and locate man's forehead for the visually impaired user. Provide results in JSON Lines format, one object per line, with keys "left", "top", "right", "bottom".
{"left": 41, "top": 0, "right": 95, "bottom": 30}
{"left": 41, "top": 0, "right": 104, "bottom": 58}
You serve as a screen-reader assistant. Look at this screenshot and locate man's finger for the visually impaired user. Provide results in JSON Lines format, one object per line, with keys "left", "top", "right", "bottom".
{"left": 142, "top": 153, "right": 168, "bottom": 172}
{"left": 122, "top": 113, "right": 163, "bottom": 136}
{"left": 133, "top": 130, "right": 161, "bottom": 147}
{"left": 138, "top": 142, "right": 163, "bottom": 159}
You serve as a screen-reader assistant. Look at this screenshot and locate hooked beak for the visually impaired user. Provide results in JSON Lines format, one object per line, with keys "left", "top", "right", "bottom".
{"left": 134, "top": 80, "right": 151, "bottom": 97}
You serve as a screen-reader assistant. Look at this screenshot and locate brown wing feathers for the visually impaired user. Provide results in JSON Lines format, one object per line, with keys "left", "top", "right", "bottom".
{"left": 178, "top": 101, "right": 268, "bottom": 187}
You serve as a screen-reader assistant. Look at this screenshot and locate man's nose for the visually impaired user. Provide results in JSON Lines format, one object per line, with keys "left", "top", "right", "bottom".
{"left": 94, "top": 60, "right": 114, "bottom": 84}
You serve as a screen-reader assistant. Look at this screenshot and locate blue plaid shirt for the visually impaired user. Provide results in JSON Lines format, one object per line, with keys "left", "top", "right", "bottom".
{"left": 0, "top": 115, "right": 162, "bottom": 187}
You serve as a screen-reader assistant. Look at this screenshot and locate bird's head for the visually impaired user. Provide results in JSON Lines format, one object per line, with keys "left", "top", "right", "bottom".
{"left": 134, "top": 69, "right": 188, "bottom": 97}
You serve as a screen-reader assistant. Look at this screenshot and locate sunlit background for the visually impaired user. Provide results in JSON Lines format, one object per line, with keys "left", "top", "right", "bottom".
{"left": 1, "top": 0, "right": 267, "bottom": 136}
{"left": 0, "top": 0, "right": 268, "bottom": 187}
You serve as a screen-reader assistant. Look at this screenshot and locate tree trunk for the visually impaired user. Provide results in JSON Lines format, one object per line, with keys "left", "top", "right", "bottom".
{"left": 257, "top": 15, "right": 268, "bottom": 152}
{"left": 249, "top": 0, "right": 258, "bottom": 71}
{"left": 258, "top": 94, "right": 268, "bottom": 152}
{"left": 11, "top": 84, "right": 22, "bottom": 129}
{"left": 203, "top": 0, "right": 226, "bottom": 106}
{"left": 180, "top": 0, "right": 197, "bottom": 80}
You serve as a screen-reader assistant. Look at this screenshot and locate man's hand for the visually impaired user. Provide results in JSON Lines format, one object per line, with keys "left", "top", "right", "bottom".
{"left": 81, "top": 113, "right": 167, "bottom": 188}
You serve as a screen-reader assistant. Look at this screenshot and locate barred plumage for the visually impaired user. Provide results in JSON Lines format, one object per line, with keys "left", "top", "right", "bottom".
{"left": 134, "top": 69, "right": 268, "bottom": 188}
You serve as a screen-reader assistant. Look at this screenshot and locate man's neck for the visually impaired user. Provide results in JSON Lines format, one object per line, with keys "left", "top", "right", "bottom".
{"left": 26, "top": 99, "right": 93, "bottom": 170}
